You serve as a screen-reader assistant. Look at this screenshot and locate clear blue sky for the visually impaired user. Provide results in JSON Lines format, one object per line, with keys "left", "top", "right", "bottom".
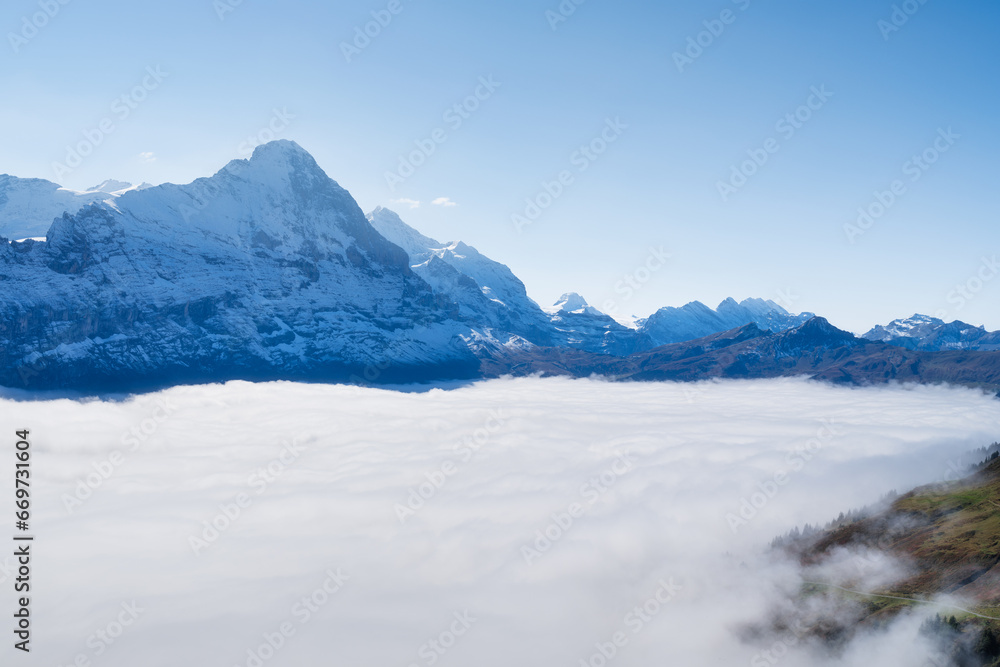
{"left": 2, "top": 0, "right": 998, "bottom": 332}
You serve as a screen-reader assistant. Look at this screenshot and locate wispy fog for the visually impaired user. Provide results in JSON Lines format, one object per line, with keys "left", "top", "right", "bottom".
{"left": 2, "top": 377, "right": 998, "bottom": 666}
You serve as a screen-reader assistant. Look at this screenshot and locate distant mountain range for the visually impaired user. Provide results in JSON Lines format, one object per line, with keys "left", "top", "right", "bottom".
{"left": 1, "top": 141, "right": 998, "bottom": 393}
{"left": 862, "top": 314, "right": 1000, "bottom": 352}
{"left": 481, "top": 318, "right": 1000, "bottom": 392}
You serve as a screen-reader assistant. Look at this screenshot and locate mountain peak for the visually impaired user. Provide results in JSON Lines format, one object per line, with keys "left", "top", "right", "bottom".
{"left": 717, "top": 297, "right": 740, "bottom": 309}
{"left": 219, "top": 140, "right": 328, "bottom": 186}
{"left": 548, "top": 293, "right": 604, "bottom": 316}
{"left": 554, "top": 292, "right": 588, "bottom": 311}
{"left": 249, "top": 139, "right": 313, "bottom": 162}
{"left": 367, "top": 207, "right": 442, "bottom": 259}
{"left": 781, "top": 316, "right": 857, "bottom": 347}
{"left": 862, "top": 314, "right": 999, "bottom": 351}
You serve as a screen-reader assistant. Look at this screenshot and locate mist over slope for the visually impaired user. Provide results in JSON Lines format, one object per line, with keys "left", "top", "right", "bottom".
{"left": 4, "top": 377, "right": 999, "bottom": 666}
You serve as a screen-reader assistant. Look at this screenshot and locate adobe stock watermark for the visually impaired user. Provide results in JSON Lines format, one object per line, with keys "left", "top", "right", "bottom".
{"left": 512, "top": 117, "right": 627, "bottom": 234}
{"left": 936, "top": 255, "right": 998, "bottom": 317}
{"left": 749, "top": 617, "right": 811, "bottom": 667}
{"left": 843, "top": 127, "right": 959, "bottom": 244}
{"left": 52, "top": 66, "right": 169, "bottom": 181}
{"left": 726, "top": 419, "right": 842, "bottom": 534}
{"left": 521, "top": 451, "right": 634, "bottom": 565}
{"left": 8, "top": 0, "right": 72, "bottom": 54}
{"left": 214, "top": 0, "right": 244, "bottom": 21}
{"left": 188, "top": 435, "right": 309, "bottom": 556}
{"left": 672, "top": 0, "right": 752, "bottom": 73}
{"left": 238, "top": 108, "right": 295, "bottom": 156}
{"left": 546, "top": 0, "right": 588, "bottom": 31}
{"left": 384, "top": 76, "right": 502, "bottom": 192}
{"left": 717, "top": 85, "right": 834, "bottom": 202}
{"left": 405, "top": 611, "right": 478, "bottom": 667}
{"left": 234, "top": 567, "right": 350, "bottom": 667}
{"left": 601, "top": 246, "right": 672, "bottom": 318}
{"left": 341, "top": 0, "right": 413, "bottom": 63}
{"left": 394, "top": 409, "right": 508, "bottom": 523}
{"left": 57, "top": 601, "right": 145, "bottom": 666}
{"left": 878, "top": 0, "right": 931, "bottom": 41}
{"left": 772, "top": 287, "right": 801, "bottom": 313}
{"left": 61, "top": 397, "right": 178, "bottom": 514}
{"left": 579, "top": 578, "right": 682, "bottom": 667}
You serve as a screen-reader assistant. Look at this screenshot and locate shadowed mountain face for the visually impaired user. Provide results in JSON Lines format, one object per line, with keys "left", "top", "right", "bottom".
{"left": 864, "top": 314, "right": 1000, "bottom": 352}
{"left": 479, "top": 318, "right": 1000, "bottom": 393}
{"left": 1, "top": 141, "right": 999, "bottom": 393}
{"left": 366, "top": 206, "right": 558, "bottom": 349}
{"left": 0, "top": 141, "right": 480, "bottom": 390}
{"left": 639, "top": 297, "right": 814, "bottom": 346}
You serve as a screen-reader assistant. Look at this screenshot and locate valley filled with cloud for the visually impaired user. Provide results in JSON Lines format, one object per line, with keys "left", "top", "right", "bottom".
{"left": 5, "top": 377, "right": 999, "bottom": 666}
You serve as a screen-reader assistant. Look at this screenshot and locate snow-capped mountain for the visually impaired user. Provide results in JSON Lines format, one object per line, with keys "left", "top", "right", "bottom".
{"left": 638, "top": 297, "right": 814, "bottom": 346}
{"left": 544, "top": 293, "right": 648, "bottom": 356}
{"left": 483, "top": 317, "right": 1000, "bottom": 392}
{"left": 366, "top": 206, "right": 554, "bottom": 348}
{"left": 545, "top": 292, "right": 605, "bottom": 317}
{"left": 0, "top": 176, "right": 111, "bottom": 240}
{"left": 6, "top": 140, "right": 987, "bottom": 393}
{"left": 366, "top": 211, "right": 650, "bottom": 356}
{"left": 863, "top": 315, "right": 1000, "bottom": 351}
{"left": 87, "top": 179, "right": 153, "bottom": 196}
{"left": 0, "top": 176, "right": 153, "bottom": 241}
{"left": 0, "top": 141, "right": 478, "bottom": 389}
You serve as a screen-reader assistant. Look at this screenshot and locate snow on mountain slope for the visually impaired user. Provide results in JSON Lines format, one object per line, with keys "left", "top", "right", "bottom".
{"left": 639, "top": 298, "right": 814, "bottom": 346}
{"left": 365, "top": 210, "right": 649, "bottom": 355}
{"left": 86, "top": 179, "right": 153, "bottom": 195}
{"left": 0, "top": 175, "right": 112, "bottom": 240}
{"left": 863, "top": 314, "right": 1000, "bottom": 351}
{"left": 545, "top": 292, "right": 605, "bottom": 317}
{"left": 2, "top": 140, "right": 932, "bottom": 392}
{"left": 367, "top": 206, "right": 554, "bottom": 346}
{"left": 0, "top": 176, "right": 155, "bottom": 241}
{"left": 544, "top": 293, "right": 649, "bottom": 356}
{"left": 0, "top": 141, "right": 478, "bottom": 390}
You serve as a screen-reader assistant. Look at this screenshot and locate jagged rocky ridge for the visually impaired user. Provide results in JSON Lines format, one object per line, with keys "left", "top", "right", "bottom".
{"left": 0, "top": 142, "right": 480, "bottom": 389}
{"left": 1, "top": 141, "right": 999, "bottom": 392}
{"left": 864, "top": 315, "right": 1000, "bottom": 352}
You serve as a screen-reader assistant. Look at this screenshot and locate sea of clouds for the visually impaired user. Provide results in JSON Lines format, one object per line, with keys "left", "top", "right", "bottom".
{"left": 1, "top": 376, "right": 998, "bottom": 666}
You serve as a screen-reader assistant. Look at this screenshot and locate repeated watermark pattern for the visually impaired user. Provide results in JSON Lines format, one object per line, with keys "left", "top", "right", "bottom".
{"left": 717, "top": 86, "right": 834, "bottom": 202}
{"left": 878, "top": 0, "right": 932, "bottom": 40}
{"left": 672, "top": 0, "right": 753, "bottom": 73}
{"left": 512, "top": 117, "right": 627, "bottom": 234}
{"left": 385, "top": 76, "right": 502, "bottom": 192}
{"left": 726, "top": 419, "right": 842, "bottom": 533}
{"left": 52, "top": 66, "right": 170, "bottom": 180}
{"left": 521, "top": 451, "right": 634, "bottom": 565}
{"left": 844, "top": 127, "right": 959, "bottom": 244}
{"left": 8, "top": 0, "right": 73, "bottom": 54}
{"left": 189, "top": 435, "right": 309, "bottom": 556}
{"left": 600, "top": 246, "right": 672, "bottom": 319}
{"left": 238, "top": 108, "right": 296, "bottom": 157}
{"left": 233, "top": 567, "right": 350, "bottom": 667}
{"left": 394, "top": 409, "right": 508, "bottom": 523}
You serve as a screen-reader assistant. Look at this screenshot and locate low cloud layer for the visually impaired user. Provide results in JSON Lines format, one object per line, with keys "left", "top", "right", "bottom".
{"left": 1, "top": 377, "right": 998, "bottom": 666}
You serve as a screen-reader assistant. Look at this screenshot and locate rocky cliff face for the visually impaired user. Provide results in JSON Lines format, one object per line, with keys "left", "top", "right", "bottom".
{"left": 367, "top": 206, "right": 556, "bottom": 350}
{"left": 0, "top": 141, "right": 478, "bottom": 390}
{"left": 3, "top": 141, "right": 996, "bottom": 393}
{"left": 864, "top": 314, "right": 1000, "bottom": 352}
